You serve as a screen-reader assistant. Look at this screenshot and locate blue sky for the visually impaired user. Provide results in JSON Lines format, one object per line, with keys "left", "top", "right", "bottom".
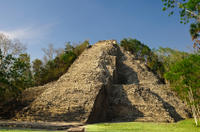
{"left": 0, "top": 0, "right": 193, "bottom": 60}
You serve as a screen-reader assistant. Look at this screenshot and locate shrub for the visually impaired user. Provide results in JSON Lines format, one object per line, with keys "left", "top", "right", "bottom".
{"left": 0, "top": 50, "right": 32, "bottom": 101}
{"left": 120, "top": 38, "right": 165, "bottom": 80}
{"left": 32, "top": 40, "right": 89, "bottom": 86}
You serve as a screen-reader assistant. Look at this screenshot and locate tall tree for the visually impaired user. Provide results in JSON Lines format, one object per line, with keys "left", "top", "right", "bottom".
{"left": 162, "top": 0, "right": 200, "bottom": 125}
{"left": 65, "top": 41, "right": 74, "bottom": 53}
{"left": 162, "top": 0, "right": 200, "bottom": 50}
{"left": 164, "top": 54, "right": 200, "bottom": 126}
{"left": 0, "top": 50, "right": 31, "bottom": 101}
{"left": 18, "top": 53, "right": 33, "bottom": 87}
{"left": 73, "top": 40, "right": 89, "bottom": 56}
{"left": 120, "top": 38, "right": 165, "bottom": 80}
{"left": 154, "top": 47, "right": 189, "bottom": 72}
{"left": 0, "top": 33, "right": 26, "bottom": 56}
{"left": 32, "top": 40, "right": 89, "bottom": 86}
{"left": 0, "top": 33, "right": 33, "bottom": 101}
{"left": 42, "top": 44, "right": 56, "bottom": 63}
{"left": 32, "top": 59, "right": 43, "bottom": 86}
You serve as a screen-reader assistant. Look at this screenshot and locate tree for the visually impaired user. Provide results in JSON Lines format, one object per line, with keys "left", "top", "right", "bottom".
{"left": 73, "top": 40, "right": 89, "bottom": 56}
{"left": 42, "top": 44, "right": 56, "bottom": 63}
{"left": 120, "top": 38, "right": 165, "bottom": 79}
{"left": 0, "top": 34, "right": 32, "bottom": 102}
{"left": 162, "top": 0, "right": 200, "bottom": 49}
{"left": 120, "top": 38, "right": 152, "bottom": 59}
{"left": 154, "top": 47, "right": 189, "bottom": 72}
{"left": 162, "top": 0, "right": 200, "bottom": 23}
{"left": 18, "top": 53, "right": 33, "bottom": 87}
{"left": 65, "top": 41, "right": 74, "bottom": 53}
{"left": 55, "top": 48, "right": 64, "bottom": 56}
{"left": 190, "top": 23, "right": 200, "bottom": 51}
{"left": 0, "top": 50, "right": 31, "bottom": 101}
{"left": 164, "top": 54, "right": 200, "bottom": 126}
{"left": 32, "top": 40, "right": 89, "bottom": 86}
{"left": 32, "top": 59, "right": 43, "bottom": 86}
{"left": 0, "top": 33, "right": 26, "bottom": 56}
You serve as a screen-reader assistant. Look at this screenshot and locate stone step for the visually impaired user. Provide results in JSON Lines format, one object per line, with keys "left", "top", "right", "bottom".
{"left": 6, "top": 41, "right": 190, "bottom": 124}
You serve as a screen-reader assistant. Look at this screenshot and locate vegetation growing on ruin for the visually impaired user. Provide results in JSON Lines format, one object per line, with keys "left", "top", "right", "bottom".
{"left": 120, "top": 38, "right": 165, "bottom": 80}
{"left": 120, "top": 37, "right": 200, "bottom": 126}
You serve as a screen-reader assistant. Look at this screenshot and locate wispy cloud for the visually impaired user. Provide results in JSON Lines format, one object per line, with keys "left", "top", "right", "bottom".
{"left": 0, "top": 24, "right": 55, "bottom": 44}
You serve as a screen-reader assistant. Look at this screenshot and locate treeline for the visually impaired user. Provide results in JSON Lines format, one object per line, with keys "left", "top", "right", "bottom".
{"left": 1, "top": 34, "right": 200, "bottom": 120}
{"left": 0, "top": 33, "right": 89, "bottom": 102}
{"left": 120, "top": 38, "right": 200, "bottom": 123}
{"left": 32, "top": 40, "right": 89, "bottom": 86}
{"left": 0, "top": 52, "right": 32, "bottom": 102}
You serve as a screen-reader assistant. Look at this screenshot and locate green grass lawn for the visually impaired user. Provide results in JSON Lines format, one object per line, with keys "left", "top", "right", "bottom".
{"left": 0, "top": 119, "right": 200, "bottom": 132}
{"left": 86, "top": 119, "right": 200, "bottom": 132}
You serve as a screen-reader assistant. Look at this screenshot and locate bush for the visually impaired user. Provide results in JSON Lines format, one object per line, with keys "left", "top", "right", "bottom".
{"left": 164, "top": 54, "right": 200, "bottom": 124}
{"left": 164, "top": 54, "right": 200, "bottom": 102}
{"left": 32, "top": 40, "right": 89, "bottom": 86}
{"left": 120, "top": 38, "right": 165, "bottom": 80}
{"left": 0, "top": 50, "right": 32, "bottom": 101}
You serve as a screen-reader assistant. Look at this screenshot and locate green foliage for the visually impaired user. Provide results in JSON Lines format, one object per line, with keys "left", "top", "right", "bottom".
{"left": 190, "top": 23, "right": 200, "bottom": 50}
{"left": 162, "top": 0, "right": 200, "bottom": 24}
{"left": 18, "top": 54, "right": 33, "bottom": 87}
{"left": 162, "top": 0, "right": 200, "bottom": 50}
{"left": 120, "top": 38, "right": 151, "bottom": 60}
{"left": 154, "top": 47, "right": 189, "bottom": 72}
{"left": 0, "top": 50, "right": 32, "bottom": 101}
{"left": 73, "top": 40, "right": 89, "bottom": 56}
{"left": 65, "top": 41, "right": 74, "bottom": 53}
{"left": 164, "top": 53, "right": 200, "bottom": 125}
{"left": 40, "top": 51, "right": 76, "bottom": 84}
{"left": 164, "top": 54, "right": 200, "bottom": 103}
{"left": 146, "top": 53, "right": 165, "bottom": 79}
{"left": 154, "top": 47, "right": 200, "bottom": 125}
{"left": 0, "top": 33, "right": 27, "bottom": 56}
{"left": 32, "top": 59, "right": 44, "bottom": 86}
{"left": 32, "top": 40, "right": 89, "bottom": 86}
{"left": 190, "top": 23, "right": 200, "bottom": 40}
{"left": 120, "top": 38, "right": 165, "bottom": 79}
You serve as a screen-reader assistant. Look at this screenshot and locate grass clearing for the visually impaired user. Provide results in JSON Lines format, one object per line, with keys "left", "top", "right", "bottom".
{"left": 86, "top": 119, "right": 200, "bottom": 132}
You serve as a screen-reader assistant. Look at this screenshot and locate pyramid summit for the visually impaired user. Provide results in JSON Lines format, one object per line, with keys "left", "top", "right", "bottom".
{"left": 12, "top": 40, "right": 190, "bottom": 123}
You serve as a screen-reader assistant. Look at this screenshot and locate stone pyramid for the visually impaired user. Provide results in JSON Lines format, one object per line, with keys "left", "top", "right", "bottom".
{"left": 14, "top": 40, "right": 191, "bottom": 123}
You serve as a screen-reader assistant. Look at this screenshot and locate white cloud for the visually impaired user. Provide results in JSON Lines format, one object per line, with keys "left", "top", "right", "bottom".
{"left": 0, "top": 24, "right": 54, "bottom": 44}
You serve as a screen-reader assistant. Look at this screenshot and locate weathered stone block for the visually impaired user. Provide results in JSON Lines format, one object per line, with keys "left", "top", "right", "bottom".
{"left": 11, "top": 40, "right": 190, "bottom": 123}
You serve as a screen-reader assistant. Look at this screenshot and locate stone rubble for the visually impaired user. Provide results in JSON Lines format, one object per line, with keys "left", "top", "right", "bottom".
{"left": 13, "top": 40, "right": 190, "bottom": 123}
